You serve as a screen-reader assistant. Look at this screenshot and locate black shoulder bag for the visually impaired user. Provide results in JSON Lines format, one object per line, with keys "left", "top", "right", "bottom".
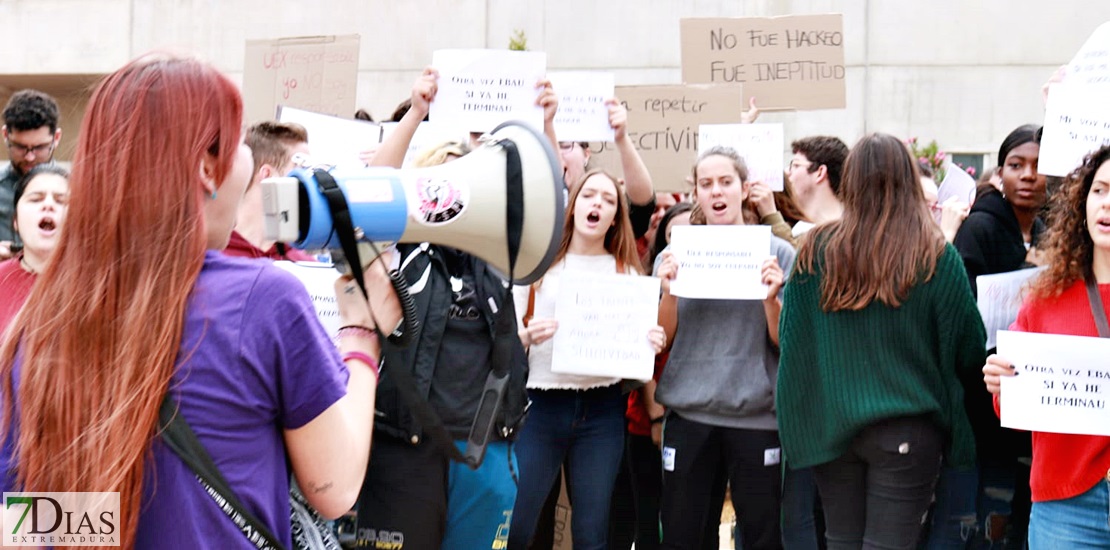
{"left": 1087, "top": 276, "right": 1109, "bottom": 338}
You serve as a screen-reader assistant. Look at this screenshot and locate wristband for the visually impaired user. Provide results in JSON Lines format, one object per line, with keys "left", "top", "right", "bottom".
{"left": 337, "top": 325, "right": 377, "bottom": 342}
{"left": 650, "top": 415, "right": 665, "bottom": 424}
{"left": 341, "top": 351, "right": 380, "bottom": 383}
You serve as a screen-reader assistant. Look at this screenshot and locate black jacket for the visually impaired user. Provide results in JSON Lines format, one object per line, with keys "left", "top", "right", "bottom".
{"left": 373, "top": 243, "right": 529, "bottom": 444}
{"left": 952, "top": 188, "right": 1045, "bottom": 297}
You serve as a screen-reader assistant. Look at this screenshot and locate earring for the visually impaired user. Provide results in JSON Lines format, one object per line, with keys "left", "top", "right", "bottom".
{"left": 210, "top": 189, "right": 217, "bottom": 200}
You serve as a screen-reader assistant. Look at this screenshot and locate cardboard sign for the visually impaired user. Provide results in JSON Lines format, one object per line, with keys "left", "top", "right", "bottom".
{"left": 680, "top": 15, "right": 846, "bottom": 111}
{"left": 998, "top": 330, "right": 1110, "bottom": 436}
{"left": 1065, "top": 21, "right": 1110, "bottom": 85}
{"left": 429, "top": 49, "right": 546, "bottom": 133}
{"left": 548, "top": 71, "right": 616, "bottom": 142}
{"left": 1040, "top": 84, "right": 1110, "bottom": 176}
{"left": 243, "top": 34, "right": 360, "bottom": 125}
{"left": 550, "top": 271, "right": 660, "bottom": 381}
{"left": 668, "top": 225, "right": 770, "bottom": 300}
{"left": 588, "top": 84, "right": 745, "bottom": 192}
{"left": 698, "top": 123, "right": 785, "bottom": 190}
{"left": 277, "top": 106, "right": 381, "bottom": 169}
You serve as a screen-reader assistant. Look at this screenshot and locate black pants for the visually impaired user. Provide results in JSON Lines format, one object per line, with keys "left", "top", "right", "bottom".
{"left": 813, "top": 415, "right": 942, "bottom": 550}
{"left": 610, "top": 432, "right": 665, "bottom": 550}
{"left": 660, "top": 414, "right": 782, "bottom": 550}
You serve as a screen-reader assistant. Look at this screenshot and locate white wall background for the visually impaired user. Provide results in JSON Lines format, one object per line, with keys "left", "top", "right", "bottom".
{"left": 0, "top": 0, "right": 1105, "bottom": 164}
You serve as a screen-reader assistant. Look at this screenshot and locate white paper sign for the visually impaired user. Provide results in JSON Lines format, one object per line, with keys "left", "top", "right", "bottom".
{"left": 1065, "top": 21, "right": 1110, "bottom": 85}
{"left": 548, "top": 71, "right": 615, "bottom": 143}
{"left": 998, "top": 330, "right": 1110, "bottom": 436}
{"left": 698, "top": 123, "right": 785, "bottom": 191}
{"left": 273, "top": 261, "right": 342, "bottom": 340}
{"left": 430, "top": 49, "right": 546, "bottom": 133}
{"left": 550, "top": 271, "right": 660, "bottom": 381}
{"left": 976, "top": 267, "right": 1045, "bottom": 350}
{"left": 378, "top": 121, "right": 468, "bottom": 168}
{"left": 1040, "top": 84, "right": 1110, "bottom": 176}
{"left": 276, "top": 106, "right": 381, "bottom": 169}
{"left": 668, "top": 225, "right": 770, "bottom": 300}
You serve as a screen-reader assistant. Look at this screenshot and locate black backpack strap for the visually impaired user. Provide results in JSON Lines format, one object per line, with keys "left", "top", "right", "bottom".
{"left": 464, "top": 137, "right": 525, "bottom": 469}
{"left": 158, "top": 395, "right": 286, "bottom": 550}
{"left": 1086, "top": 276, "right": 1109, "bottom": 338}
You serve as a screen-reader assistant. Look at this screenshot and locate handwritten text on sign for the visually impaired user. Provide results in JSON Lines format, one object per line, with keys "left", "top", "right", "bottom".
{"left": 550, "top": 271, "right": 660, "bottom": 381}
{"left": 430, "top": 49, "right": 546, "bottom": 133}
{"left": 998, "top": 330, "right": 1110, "bottom": 436}
{"left": 1066, "top": 21, "right": 1110, "bottom": 85}
{"left": 699, "top": 123, "right": 785, "bottom": 191}
{"left": 976, "top": 267, "right": 1044, "bottom": 350}
{"left": 1039, "top": 84, "right": 1110, "bottom": 176}
{"left": 668, "top": 225, "right": 770, "bottom": 300}
{"left": 587, "top": 84, "right": 745, "bottom": 193}
{"left": 243, "top": 35, "right": 360, "bottom": 124}
{"left": 273, "top": 261, "right": 343, "bottom": 340}
{"left": 548, "top": 71, "right": 616, "bottom": 143}
{"left": 680, "top": 15, "right": 846, "bottom": 110}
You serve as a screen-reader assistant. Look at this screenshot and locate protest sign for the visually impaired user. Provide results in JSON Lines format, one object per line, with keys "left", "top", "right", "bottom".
{"left": 548, "top": 71, "right": 616, "bottom": 143}
{"left": 1039, "top": 84, "right": 1110, "bottom": 176}
{"left": 698, "top": 123, "right": 785, "bottom": 190}
{"left": 550, "top": 271, "right": 660, "bottom": 381}
{"left": 668, "top": 225, "right": 770, "bottom": 300}
{"left": 429, "top": 49, "right": 546, "bottom": 133}
{"left": 680, "top": 15, "right": 845, "bottom": 111}
{"left": 1065, "top": 21, "right": 1110, "bottom": 85}
{"left": 589, "top": 84, "right": 745, "bottom": 192}
{"left": 243, "top": 34, "right": 360, "bottom": 124}
{"left": 378, "top": 121, "right": 469, "bottom": 168}
{"left": 277, "top": 106, "right": 380, "bottom": 169}
{"left": 976, "top": 267, "right": 1044, "bottom": 350}
{"left": 273, "top": 261, "right": 342, "bottom": 339}
{"left": 998, "top": 330, "right": 1110, "bottom": 436}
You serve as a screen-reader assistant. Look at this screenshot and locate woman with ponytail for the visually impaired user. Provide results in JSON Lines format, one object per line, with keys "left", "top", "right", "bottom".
{"left": 0, "top": 54, "right": 400, "bottom": 549}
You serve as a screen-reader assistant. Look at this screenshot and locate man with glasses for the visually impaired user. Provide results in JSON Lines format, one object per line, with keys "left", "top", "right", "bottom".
{"left": 0, "top": 89, "right": 61, "bottom": 260}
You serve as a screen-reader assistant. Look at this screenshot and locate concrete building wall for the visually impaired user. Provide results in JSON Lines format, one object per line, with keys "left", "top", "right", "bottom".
{"left": 0, "top": 0, "right": 1104, "bottom": 168}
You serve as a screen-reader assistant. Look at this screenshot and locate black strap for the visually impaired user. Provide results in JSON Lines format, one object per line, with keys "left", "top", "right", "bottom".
{"left": 463, "top": 137, "right": 525, "bottom": 468}
{"left": 158, "top": 395, "right": 286, "bottom": 550}
{"left": 1086, "top": 276, "right": 1110, "bottom": 338}
{"left": 315, "top": 170, "right": 367, "bottom": 300}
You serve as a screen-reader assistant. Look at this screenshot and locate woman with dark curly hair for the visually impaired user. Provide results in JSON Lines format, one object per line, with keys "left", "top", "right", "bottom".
{"left": 982, "top": 144, "right": 1110, "bottom": 547}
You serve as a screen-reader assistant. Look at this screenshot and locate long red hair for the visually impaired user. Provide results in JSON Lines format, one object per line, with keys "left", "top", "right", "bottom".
{"left": 0, "top": 54, "right": 243, "bottom": 548}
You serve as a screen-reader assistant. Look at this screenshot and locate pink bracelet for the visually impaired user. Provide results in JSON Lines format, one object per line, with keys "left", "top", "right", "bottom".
{"left": 341, "top": 351, "right": 380, "bottom": 383}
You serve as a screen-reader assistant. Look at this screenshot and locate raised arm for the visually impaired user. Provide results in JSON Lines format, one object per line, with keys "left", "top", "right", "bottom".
{"left": 370, "top": 67, "right": 439, "bottom": 169}
{"left": 609, "top": 98, "right": 653, "bottom": 206}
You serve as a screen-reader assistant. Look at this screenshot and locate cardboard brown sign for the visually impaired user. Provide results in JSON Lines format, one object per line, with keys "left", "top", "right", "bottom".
{"left": 680, "top": 15, "right": 845, "bottom": 111}
{"left": 588, "top": 84, "right": 745, "bottom": 193}
{"left": 243, "top": 34, "right": 360, "bottom": 124}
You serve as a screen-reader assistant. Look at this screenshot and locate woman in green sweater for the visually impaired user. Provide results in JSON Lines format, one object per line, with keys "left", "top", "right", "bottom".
{"left": 777, "top": 133, "right": 986, "bottom": 549}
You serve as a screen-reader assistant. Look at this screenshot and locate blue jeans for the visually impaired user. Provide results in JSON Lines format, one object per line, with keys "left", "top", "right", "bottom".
{"left": 782, "top": 466, "right": 820, "bottom": 550}
{"left": 508, "top": 385, "right": 626, "bottom": 550}
{"left": 1028, "top": 479, "right": 1110, "bottom": 549}
{"left": 924, "top": 466, "right": 980, "bottom": 549}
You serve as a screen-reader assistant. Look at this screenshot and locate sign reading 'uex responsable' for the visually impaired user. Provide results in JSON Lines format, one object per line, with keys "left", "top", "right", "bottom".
{"left": 3, "top": 492, "right": 119, "bottom": 546}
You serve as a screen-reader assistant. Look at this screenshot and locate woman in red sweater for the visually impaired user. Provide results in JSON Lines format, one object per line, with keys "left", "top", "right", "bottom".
{"left": 983, "top": 144, "right": 1110, "bottom": 547}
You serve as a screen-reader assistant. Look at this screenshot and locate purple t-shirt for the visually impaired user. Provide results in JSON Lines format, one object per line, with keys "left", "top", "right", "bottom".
{"left": 2, "top": 251, "right": 349, "bottom": 549}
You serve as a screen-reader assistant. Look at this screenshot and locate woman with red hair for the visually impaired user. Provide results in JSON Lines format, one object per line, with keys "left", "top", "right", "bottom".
{"left": 0, "top": 54, "right": 399, "bottom": 549}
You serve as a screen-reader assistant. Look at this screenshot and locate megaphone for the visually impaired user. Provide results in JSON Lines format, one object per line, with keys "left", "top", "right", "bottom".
{"left": 260, "top": 121, "right": 564, "bottom": 284}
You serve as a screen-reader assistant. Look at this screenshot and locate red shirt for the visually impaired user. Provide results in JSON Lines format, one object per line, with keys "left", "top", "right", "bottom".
{"left": 627, "top": 352, "right": 667, "bottom": 436}
{"left": 223, "top": 231, "right": 315, "bottom": 262}
{"left": 996, "top": 279, "right": 1110, "bottom": 502}
{"left": 0, "top": 258, "right": 36, "bottom": 334}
